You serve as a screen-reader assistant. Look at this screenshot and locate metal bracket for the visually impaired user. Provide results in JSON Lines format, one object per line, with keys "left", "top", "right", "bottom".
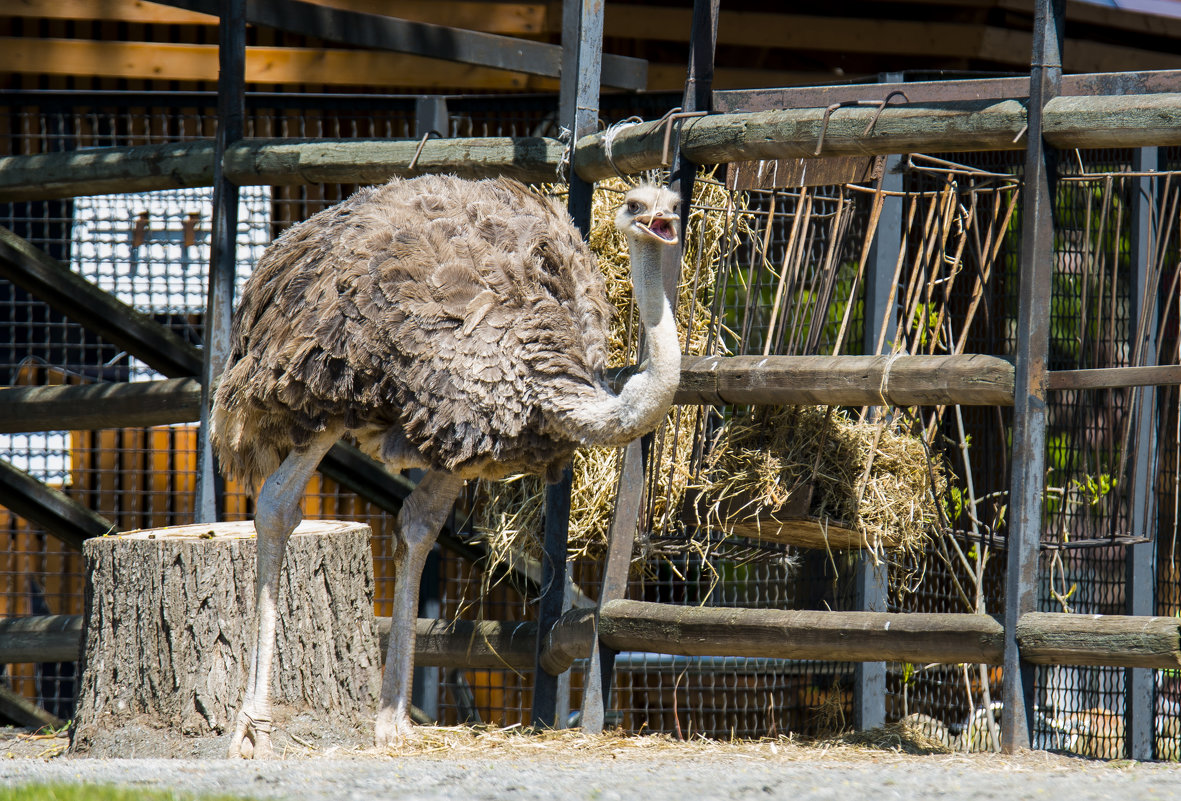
{"left": 656, "top": 107, "right": 709, "bottom": 166}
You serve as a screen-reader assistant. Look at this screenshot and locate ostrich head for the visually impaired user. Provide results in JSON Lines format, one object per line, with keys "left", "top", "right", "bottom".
{"left": 614, "top": 183, "right": 681, "bottom": 247}
{"left": 615, "top": 184, "right": 680, "bottom": 321}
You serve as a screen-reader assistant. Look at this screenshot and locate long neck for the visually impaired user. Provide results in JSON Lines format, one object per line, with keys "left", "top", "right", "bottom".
{"left": 555, "top": 237, "right": 682, "bottom": 448}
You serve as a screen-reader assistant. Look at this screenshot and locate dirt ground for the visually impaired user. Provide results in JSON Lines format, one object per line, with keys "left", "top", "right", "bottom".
{"left": 5, "top": 720, "right": 1181, "bottom": 801}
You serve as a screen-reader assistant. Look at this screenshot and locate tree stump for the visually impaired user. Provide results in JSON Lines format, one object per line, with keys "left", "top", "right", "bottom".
{"left": 71, "top": 520, "right": 380, "bottom": 752}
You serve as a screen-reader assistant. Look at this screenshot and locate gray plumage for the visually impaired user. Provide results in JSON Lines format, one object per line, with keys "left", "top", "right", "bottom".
{"left": 211, "top": 174, "right": 682, "bottom": 756}
{"left": 213, "top": 175, "right": 614, "bottom": 486}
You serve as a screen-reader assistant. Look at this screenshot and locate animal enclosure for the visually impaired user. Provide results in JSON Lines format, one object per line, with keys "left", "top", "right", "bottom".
{"left": 2, "top": 0, "right": 1181, "bottom": 759}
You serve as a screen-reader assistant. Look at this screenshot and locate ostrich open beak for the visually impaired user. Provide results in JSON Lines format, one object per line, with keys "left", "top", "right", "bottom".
{"left": 635, "top": 213, "right": 680, "bottom": 245}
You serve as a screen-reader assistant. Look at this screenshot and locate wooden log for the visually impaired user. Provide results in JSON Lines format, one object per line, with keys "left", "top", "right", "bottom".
{"left": 538, "top": 607, "right": 597, "bottom": 676}
{"left": 0, "top": 683, "right": 64, "bottom": 731}
{"left": 671, "top": 354, "right": 1015, "bottom": 407}
{"left": 574, "top": 93, "right": 1181, "bottom": 181}
{"left": 71, "top": 520, "right": 380, "bottom": 751}
{"left": 0, "top": 141, "right": 216, "bottom": 202}
{"left": 0, "top": 614, "right": 83, "bottom": 663}
{"left": 0, "top": 378, "right": 202, "bottom": 434}
{"left": 1046, "top": 364, "right": 1181, "bottom": 391}
{"left": 1018, "top": 612, "right": 1181, "bottom": 670}
{"left": 597, "top": 600, "right": 1006, "bottom": 665}
{"left": 222, "top": 137, "right": 565, "bottom": 186}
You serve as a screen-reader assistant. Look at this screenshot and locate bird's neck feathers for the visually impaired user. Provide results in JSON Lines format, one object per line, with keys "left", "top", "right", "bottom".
{"left": 550, "top": 235, "right": 681, "bottom": 448}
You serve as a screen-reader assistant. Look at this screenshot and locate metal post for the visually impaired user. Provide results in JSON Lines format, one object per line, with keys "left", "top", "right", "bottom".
{"left": 854, "top": 77, "right": 903, "bottom": 728}
{"left": 532, "top": 0, "right": 604, "bottom": 730}
{"left": 415, "top": 95, "right": 449, "bottom": 139}
{"left": 668, "top": 0, "right": 718, "bottom": 257}
{"left": 1126, "top": 146, "right": 1160, "bottom": 761}
{"left": 195, "top": 0, "right": 245, "bottom": 523}
{"left": 1002, "top": 0, "right": 1063, "bottom": 753}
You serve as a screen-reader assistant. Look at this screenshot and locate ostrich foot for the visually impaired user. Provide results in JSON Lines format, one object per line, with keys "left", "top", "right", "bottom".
{"left": 374, "top": 708, "right": 418, "bottom": 751}
{"left": 227, "top": 710, "right": 276, "bottom": 759}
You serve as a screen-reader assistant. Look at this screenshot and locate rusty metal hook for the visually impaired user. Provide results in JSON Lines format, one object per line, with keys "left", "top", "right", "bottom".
{"left": 656, "top": 107, "right": 709, "bottom": 166}
{"left": 813, "top": 91, "right": 910, "bottom": 156}
{"left": 408, "top": 129, "right": 442, "bottom": 171}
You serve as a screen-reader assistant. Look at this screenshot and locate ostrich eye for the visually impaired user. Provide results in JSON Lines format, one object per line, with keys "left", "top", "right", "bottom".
{"left": 626, "top": 201, "right": 641, "bottom": 214}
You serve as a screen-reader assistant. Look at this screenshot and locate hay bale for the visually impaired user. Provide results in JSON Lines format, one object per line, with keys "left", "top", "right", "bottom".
{"left": 686, "top": 406, "right": 945, "bottom": 555}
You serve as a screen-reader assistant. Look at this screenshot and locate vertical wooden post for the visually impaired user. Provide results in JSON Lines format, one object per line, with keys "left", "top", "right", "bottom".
{"left": 1126, "top": 146, "right": 1161, "bottom": 761}
{"left": 533, "top": 0, "right": 604, "bottom": 730}
{"left": 854, "top": 77, "right": 903, "bottom": 730}
{"left": 1002, "top": 0, "right": 1063, "bottom": 754}
{"left": 195, "top": 0, "right": 245, "bottom": 523}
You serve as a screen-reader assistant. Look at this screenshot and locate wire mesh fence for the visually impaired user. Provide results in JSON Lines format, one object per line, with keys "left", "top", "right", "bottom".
{"left": 0, "top": 89, "right": 1179, "bottom": 757}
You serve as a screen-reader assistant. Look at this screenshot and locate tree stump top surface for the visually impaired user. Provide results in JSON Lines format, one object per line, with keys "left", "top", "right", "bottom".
{"left": 113, "top": 519, "right": 370, "bottom": 542}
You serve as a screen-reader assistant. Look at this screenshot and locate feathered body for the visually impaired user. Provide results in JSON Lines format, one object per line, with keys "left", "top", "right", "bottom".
{"left": 212, "top": 174, "right": 614, "bottom": 488}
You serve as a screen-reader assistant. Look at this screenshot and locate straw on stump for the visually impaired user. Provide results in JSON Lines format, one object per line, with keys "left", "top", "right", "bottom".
{"left": 70, "top": 520, "right": 380, "bottom": 752}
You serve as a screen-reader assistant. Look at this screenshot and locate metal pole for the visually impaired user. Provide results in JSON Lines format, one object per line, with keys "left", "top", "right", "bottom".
{"left": 1002, "top": 0, "right": 1063, "bottom": 753}
{"left": 1126, "top": 146, "right": 1161, "bottom": 761}
{"left": 533, "top": 0, "right": 604, "bottom": 730}
{"left": 854, "top": 74, "right": 904, "bottom": 730}
{"left": 195, "top": 0, "right": 245, "bottom": 523}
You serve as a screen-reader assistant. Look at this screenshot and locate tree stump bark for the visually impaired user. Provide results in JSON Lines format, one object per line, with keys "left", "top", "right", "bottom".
{"left": 71, "top": 520, "right": 380, "bottom": 752}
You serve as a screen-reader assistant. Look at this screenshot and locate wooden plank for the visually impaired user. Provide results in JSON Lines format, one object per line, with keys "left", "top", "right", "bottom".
{"left": 1018, "top": 612, "right": 1181, "bottom": 670}
{"left": 0, "top": 378, "right": 202, "bottom": 434}
{"left": 0, "top": 37, "right": 559, "bottom": 90}
{"left": 0, "top": 684, "right": 64, "bottom": 730}
{"left": 7, "top": 0, "right": 548, "bottom": 35}
{"left": 162, "top": 0, "right": 643, "bottom": 90}
{"left": 574, "top": 93, "right": 1181, "bottom": 180}
{"left": 597, "top": 599, "right": 1006, "bottom": 665}
{"left": 1046, "top": 364, "right": 1181, "bottom": 390}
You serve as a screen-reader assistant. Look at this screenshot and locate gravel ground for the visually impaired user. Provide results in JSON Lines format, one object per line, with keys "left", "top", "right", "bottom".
{"left": 4, "top": 726, "right": 1181, "bottom": 801}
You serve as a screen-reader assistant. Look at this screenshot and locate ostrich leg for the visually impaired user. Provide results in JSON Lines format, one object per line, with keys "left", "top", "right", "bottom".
{"left": 228, "top": 427, "right": 342, "bottom": 759}
{"left": 375, "top": 469, "right": 465, "bottom": 748}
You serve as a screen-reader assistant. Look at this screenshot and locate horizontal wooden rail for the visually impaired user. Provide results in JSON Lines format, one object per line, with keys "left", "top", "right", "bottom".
{"left": 574, "top": 92, "right": 1181, "bottom": 181}
{"left": 671, "top": 354, "right": 1015, "bottom": 407}
{"left": 8, "top": 606, "right": 1179, "bottom": 671}
{"left": 0, "top": 378, "right": 202, "bottom": 434}
{"left": 1046, "top": 364, "right": 1181, "bottom": 390}
{"left": 4, "top": 91, "right": 1181, "bottom": 200}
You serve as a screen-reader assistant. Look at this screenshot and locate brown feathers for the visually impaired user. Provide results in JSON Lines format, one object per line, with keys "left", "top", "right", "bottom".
{"left": 211, "top": 175, "right": 613, "bottom": 489}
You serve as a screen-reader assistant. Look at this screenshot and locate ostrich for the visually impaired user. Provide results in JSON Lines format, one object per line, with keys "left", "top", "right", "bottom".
{"left": 210, "top": 174, "right": 682, "bottom": 757}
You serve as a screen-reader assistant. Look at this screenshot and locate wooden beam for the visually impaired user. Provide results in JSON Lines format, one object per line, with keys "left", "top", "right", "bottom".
{"left": 597, "top": 600, "right": 1007, "bottom": 665}
{"left": 0, "top": 459, "right": 114, "bottom": 552}
{"left": 574, "top": 93, "right": 1181, "bottom": 180}
{"left": 0, "top": 378, "right": 202, "bottom": 434}
{"left": 0, "top": 37, "right": 560, "bottom": 90}
{"left": 667, "top": 354, "right": 1015, "bottom": 407}
{"left": 0, "top": 614, "right": 84, "bottom": 663}
{"left": 0, "top": 684, "right": 64, "bottom": 731}
{"left": 161, "top": 0, "right": 644, "bottom": 90}
{"left": 1047, "top": 364, "right": 1181, "bottom": 391}
{"left": 1018, "top": 612, "right": 1181, "bottom": 670}
{"left": 0, "top": 141, "right": 216, "bottom": 203}
{"left": 6, "top": 0, "right": 549, "bottom": 35}
{"left": 0, "top": 227, "right": 201, "bottom": 378}
{"left": 223, "top": 137, "right": 565, "bottom": 185}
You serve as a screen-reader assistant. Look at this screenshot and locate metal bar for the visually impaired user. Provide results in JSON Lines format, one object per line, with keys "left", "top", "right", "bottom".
{"left": 155, "top": 0, "right": 645, "bottom": 89}
{"left": 1126, "top": 146, "right": 1161, "bottom": 761}
{"left": 0, "top": 459, "right": 114, "bottom": 552}
{"left": 1002, "top": 0, "right": 1064, "bottom": 755}
{"left": 534, "top": 0, "right": 605, "bottom": 730}
{"left": 1045, "top": 364, "right": 1181, "bottom": 390}
{"left": 196, "top": 0, "right": 246, "bottom": 523}
{"left": 713, "top": 69, "right": 1181, "bottom": 112}
{"left": 854, "top": 78, "right": 903, "bottom": 730}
